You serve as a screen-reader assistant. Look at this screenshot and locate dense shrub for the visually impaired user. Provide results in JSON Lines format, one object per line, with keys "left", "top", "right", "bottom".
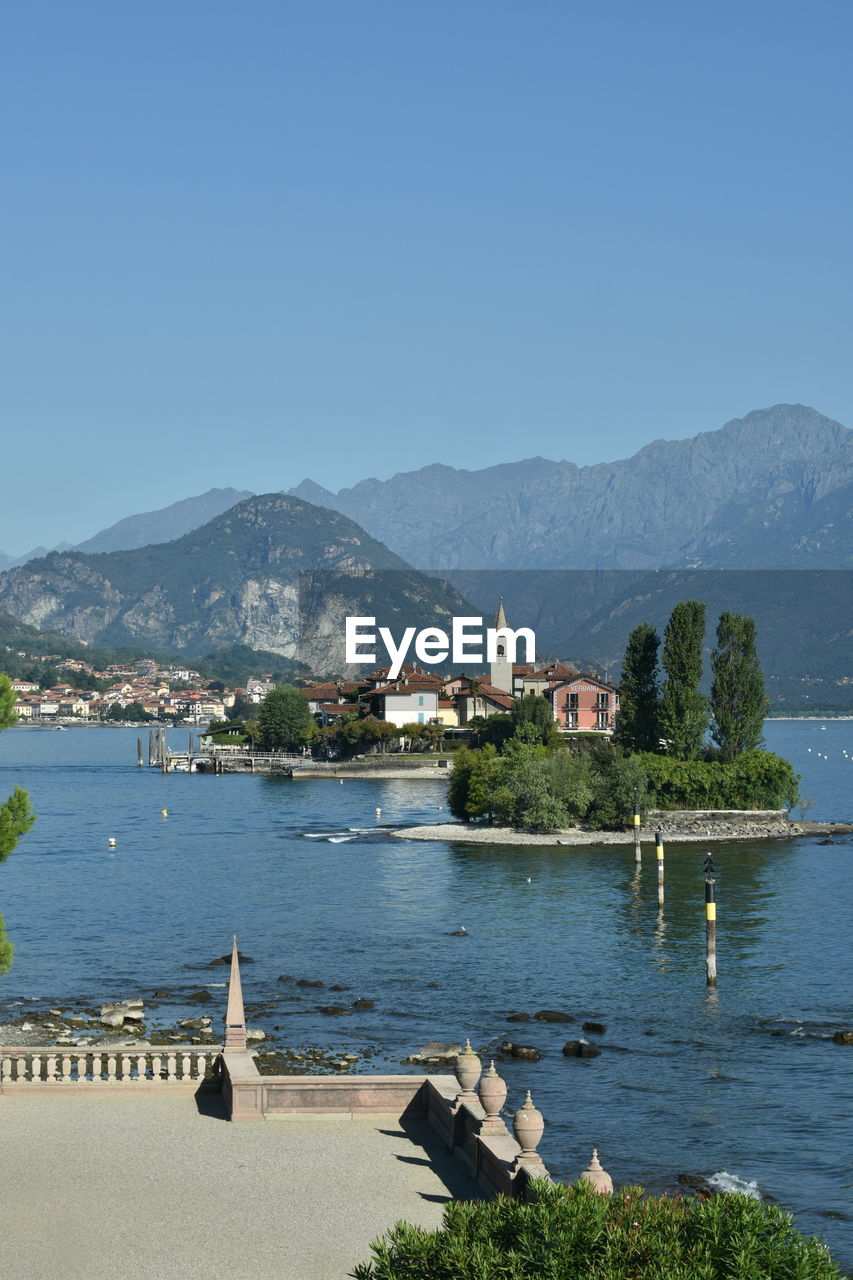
{"left": 351, "top": 1179, "right": 842, "bottom": 1280}
{"left": 448, "top": 742, "right": 799, "bottom": 831}
{"left": 640, "top": 750, "right": 800, "bottom": 811}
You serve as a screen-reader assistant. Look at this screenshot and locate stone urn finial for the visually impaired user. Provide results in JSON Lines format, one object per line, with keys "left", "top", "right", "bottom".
{"left": 579, "top": 1148, "right": 613, "bottom": 1195}
{"left": 454, "top": 1038, "right": 482, "bottom": 1099}
{"left": 477, "top": 1060, "right": 508, "bottom": 1133}
{"left": 512, "top": 1090, "right": 545, "bottom": 1160}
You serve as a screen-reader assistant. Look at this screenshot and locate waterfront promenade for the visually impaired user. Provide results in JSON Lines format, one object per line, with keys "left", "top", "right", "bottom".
{"left": 0, "top": 1092, "right": 478, "bottom": 1280}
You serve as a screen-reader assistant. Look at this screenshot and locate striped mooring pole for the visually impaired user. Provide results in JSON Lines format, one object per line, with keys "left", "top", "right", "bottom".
{"left": 655, "top": 830, "right": 665, "bottom": 906}
{"left": 704, "top": 853, "right": 717, "bottom": 986}
{"left": 633, "top": 787, "right": 641, "bottom": 865}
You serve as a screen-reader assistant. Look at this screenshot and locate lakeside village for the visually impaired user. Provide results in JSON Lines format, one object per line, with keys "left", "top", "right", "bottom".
{"left": 3, "top": 602, "right": 619, "bottom": 744}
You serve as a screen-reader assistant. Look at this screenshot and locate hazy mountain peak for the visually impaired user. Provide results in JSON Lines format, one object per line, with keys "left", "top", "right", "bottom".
{"left": 73, "top": 487, "right": 255, "bottom": 555}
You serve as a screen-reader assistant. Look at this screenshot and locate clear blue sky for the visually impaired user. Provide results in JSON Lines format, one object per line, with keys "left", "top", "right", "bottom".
{"left": 2, "top": 1, "right": 852, "bottom": 553}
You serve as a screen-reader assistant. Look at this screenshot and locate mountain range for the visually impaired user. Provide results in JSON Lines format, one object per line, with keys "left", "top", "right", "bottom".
{"left": 288, "top": 405, "right": 853, "bottom": 570}
{"left": 0, "top": 404, "right": 850, "bottom": 701}
{"left": 0, "top": 494, "right": 473, "bottom": 674}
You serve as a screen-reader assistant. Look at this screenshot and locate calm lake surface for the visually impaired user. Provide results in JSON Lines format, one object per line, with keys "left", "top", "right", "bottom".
{"left": 1, "top": 720, "right": 851, "bottom": 1266}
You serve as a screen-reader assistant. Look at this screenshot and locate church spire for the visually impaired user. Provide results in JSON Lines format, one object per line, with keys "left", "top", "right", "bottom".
{"left": 495, "top": 595, "right": 508, "bottom": 631}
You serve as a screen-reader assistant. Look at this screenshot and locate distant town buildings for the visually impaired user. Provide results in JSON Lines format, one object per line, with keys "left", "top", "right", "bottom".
{"left": 4, "top": 601, "right": 619, "bottom": 733}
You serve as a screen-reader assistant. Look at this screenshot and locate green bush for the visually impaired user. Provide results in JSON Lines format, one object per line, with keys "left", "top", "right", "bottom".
{"left": 351, "top": 1180, "right": 842, "bottom": 1280}
{"left": 641, "top": 750, "right": 800, "bottom": 811}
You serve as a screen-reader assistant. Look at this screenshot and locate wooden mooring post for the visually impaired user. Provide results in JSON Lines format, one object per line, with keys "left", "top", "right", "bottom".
{"left": 148, "top": 729, "right": 156, "bottom": 767}
{"left": 137, "top": 737, "right": 143, "bottom": 768}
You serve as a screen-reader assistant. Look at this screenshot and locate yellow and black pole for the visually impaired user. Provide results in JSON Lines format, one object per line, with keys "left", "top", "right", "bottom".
{"left": 704, "top": 852, "right": 717, "bottom": 986}
{"left": 632, "top": 787, "right": 642, "bottom": 865}
{"left": 655, "top": 830, "right": 665, "bottom": 905}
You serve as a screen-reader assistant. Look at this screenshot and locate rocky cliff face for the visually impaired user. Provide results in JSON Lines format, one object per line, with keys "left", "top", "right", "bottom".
{"left": 0, "top": 494, "right": 473, "bottom": 673}
{"left": 289, "top": 405, "right": 853, "bottom": 570}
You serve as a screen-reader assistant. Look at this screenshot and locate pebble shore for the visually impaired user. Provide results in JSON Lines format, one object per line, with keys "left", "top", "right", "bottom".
{"left": 391, "top": 818, "right": 851, "bottom": 845}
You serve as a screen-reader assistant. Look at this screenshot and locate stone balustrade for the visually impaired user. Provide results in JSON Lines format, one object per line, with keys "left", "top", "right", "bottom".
{"left": 0, "top": 1045, "right": 220, "bottom": 1091}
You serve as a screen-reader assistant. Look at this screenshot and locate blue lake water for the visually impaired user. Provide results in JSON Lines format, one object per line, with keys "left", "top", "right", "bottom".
{"left": 0, "top": 719, "right": 851, "bottom": 1267}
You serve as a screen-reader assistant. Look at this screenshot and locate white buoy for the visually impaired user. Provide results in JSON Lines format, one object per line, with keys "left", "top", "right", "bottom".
{"left": 108, "top": 837, "right": 116, "bottom": 848}
{"left": 375, "top": 807, "right": 382, "bottom": 817}
{"left": 161, "top": 808, "right": 168, "bottom": 818}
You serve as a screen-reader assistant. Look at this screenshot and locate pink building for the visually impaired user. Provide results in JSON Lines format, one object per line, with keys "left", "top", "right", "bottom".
{"left": 550, "top": 675, "right": 619, "bottom": 733}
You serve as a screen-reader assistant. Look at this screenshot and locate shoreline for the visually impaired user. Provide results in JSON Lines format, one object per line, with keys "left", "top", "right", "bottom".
{"left": 391, "top": 818, "right": 853, "bottom": 846}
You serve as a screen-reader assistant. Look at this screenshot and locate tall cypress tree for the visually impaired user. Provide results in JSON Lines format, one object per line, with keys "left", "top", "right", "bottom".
{"left": 710, "top": 611, "right": 769, "bottom": 761}
{"left": 614, "top": 622, "right": 661, "bottom": 753}
{"left": 659, "top": 600, "right": 708, "bottom": 759}
{"left": 0, "top": 675, "right": 35, "bottom": 973}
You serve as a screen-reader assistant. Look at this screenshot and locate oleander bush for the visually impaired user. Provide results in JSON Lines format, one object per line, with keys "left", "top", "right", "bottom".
{"left": 350, "top": 1180, "right": 842, "bottom": 1280}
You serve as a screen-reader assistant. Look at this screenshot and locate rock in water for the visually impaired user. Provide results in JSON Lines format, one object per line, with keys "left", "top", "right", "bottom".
{"left": 502, "top": 1039, "right": 540, "bottom": 1059}
{"left": 533, "top": 1010, "right": 574, "bottom": 1023}
{"left": 562, "top": 1040, "right": 601, "bottom": 1059}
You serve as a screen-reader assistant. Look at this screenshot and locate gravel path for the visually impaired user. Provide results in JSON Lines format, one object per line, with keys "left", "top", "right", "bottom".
{"left": 0, "top": 1093, "right": 478, "bottom": 1280}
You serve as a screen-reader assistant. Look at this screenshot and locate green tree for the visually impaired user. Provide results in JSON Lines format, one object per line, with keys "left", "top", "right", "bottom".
{"left": 0, "top": 675, "right": 35, "bottom": 973}
{"left": 106, "top": 700, "right": 151, "bottom": 722}
{"left": 710, "top": 611, "right": 770, "bottom": 760}
{"left": 465, "top": 744, "right": 505, "bottom": 820}
{"left": 614, "top": 622, "right": 660, "bottom": 753}
{"left": 0, "top": 674, "right": 15, "bottom": 729}
{"left": 510, "top": 692, "right": 556, "bottom": 747}
{"left": 658, "top": 600, "right": 708, "bottom": 759}
{"left": 258, "top": 684, "right": 312, "bottom": 751}
{"left": 497, "top": 744, "right": 569, "bottom": 830}
{"left": 227, "top": 692, "right": 258, "bottom": 722}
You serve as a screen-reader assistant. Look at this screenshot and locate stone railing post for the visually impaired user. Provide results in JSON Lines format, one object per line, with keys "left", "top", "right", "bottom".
{"left": 578, "top": 1149, "right": 613, "bottom": 1194}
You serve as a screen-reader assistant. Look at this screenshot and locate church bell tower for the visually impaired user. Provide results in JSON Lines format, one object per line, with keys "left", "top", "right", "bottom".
{"left": 490, "top": 596, "right": 513, "bottom": 693}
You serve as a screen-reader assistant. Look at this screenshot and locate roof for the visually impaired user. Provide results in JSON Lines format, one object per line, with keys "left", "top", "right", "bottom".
{"left": 526, "top": 662, "right": 579, "bottom": 681}
{"left": 370, "top": 682, "right": 440, "bottom": 697}
{"left": 550, "top": 673, "right": 617, "bottom": 692}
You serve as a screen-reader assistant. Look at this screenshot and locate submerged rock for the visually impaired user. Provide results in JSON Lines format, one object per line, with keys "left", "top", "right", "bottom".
{"left": 833, "top": 1030, "right": 853, "bottom": 1045}
{"left": 582, "top": 1021, "right": 607, "bottom": 1035}
{"left": 507, "top": 1012, "right": 531, "bottom": 1022}
{"left": 316, "top": 1005, "right": 352, "bottom": 1017}
{"left": 534, "top": 1010, "right": 574, "bottom": 1023}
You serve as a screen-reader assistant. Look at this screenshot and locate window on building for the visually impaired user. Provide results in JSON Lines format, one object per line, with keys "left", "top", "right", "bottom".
{"left": 567, "top": 711, "right": 579, "bottom": 729}
{"left": 568, "top": 693, "right": 579, "bottom": 709}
